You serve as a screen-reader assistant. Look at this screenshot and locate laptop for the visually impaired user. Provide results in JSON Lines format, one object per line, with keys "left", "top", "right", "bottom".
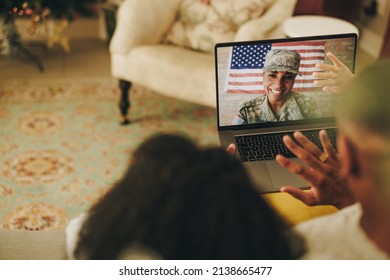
{"left": 215, "top": 33, "right": 357, "bottom": 193}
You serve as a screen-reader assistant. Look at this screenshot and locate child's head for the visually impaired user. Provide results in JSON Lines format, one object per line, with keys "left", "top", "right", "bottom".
{"left": 75, "top": 133, "right": 304, "bottom": 260}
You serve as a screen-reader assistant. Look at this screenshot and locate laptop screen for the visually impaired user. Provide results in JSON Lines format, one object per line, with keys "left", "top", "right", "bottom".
{"left": 215, "top": 33, "right": 357, "bottom": 130}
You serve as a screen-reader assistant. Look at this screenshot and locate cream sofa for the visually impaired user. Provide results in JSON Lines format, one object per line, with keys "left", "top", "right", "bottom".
{"left": 109, "top": 0, "right": 298, "bottom": 124}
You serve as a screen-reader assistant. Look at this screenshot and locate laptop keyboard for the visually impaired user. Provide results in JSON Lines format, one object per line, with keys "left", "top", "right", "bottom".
{"left": 235, "top": 128, "right": 337, "bottom": 162}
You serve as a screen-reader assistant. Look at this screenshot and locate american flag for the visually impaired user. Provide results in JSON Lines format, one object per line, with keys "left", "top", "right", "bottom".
{"left": 225, "top": 41, "right": 325, "bottom": 94}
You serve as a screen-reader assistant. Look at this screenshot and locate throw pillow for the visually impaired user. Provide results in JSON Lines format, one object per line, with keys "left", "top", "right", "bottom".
{"left": 165, "top": 0, "right": 275, "bottom": 53}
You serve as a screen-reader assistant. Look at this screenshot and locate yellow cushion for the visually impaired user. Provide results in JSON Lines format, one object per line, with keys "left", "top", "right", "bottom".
{"left": 263, "top": 192, "right": 338, "bottom": 226}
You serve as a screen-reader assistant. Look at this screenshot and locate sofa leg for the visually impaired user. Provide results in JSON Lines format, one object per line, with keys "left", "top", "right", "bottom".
{"left": 118, "top": 79, "right": 132, "bottom": 125}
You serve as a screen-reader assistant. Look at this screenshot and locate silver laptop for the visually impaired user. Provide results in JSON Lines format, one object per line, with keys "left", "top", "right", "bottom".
{"left": 215, "top": 33, "right": 357, "bottom": 193}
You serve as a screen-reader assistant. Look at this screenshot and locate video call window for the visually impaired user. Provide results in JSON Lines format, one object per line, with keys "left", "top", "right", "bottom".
{"left": 216, "top": 36, "right": 356, "bottom": 127}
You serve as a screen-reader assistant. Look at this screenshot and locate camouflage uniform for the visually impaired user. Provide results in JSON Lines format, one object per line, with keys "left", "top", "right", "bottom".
{"left": 233, "top": 92, "right": 319, "bottom": 124}
{"left": 232, "top": 49, "right": 319, "bottom": 124}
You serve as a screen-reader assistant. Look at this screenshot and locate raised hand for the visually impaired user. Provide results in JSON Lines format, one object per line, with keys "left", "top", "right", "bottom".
{"left": 275, "top": 130, "right": 356, "bottom": 209}
{"left": 313, "top": 52, "right": 354, "bottom": 94}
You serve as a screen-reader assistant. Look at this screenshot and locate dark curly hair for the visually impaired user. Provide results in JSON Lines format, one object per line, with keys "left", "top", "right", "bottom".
{"left": 74, "top": 133, "right": 304, "bottom": 259}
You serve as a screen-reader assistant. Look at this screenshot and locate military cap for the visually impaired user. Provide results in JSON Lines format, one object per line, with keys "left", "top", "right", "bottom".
{"left": 263, "top": 49, "right": 301, "bottom": 75}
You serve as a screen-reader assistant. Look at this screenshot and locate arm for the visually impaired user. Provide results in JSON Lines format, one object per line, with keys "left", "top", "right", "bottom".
{"left": 275, "top": 130, "right": 356, "bottom": 209}
{"left": 232, "top": 114, "right": 247, "bottom": 125}
{"left": 233, "top": 105, "right": 249, "bottom": 125}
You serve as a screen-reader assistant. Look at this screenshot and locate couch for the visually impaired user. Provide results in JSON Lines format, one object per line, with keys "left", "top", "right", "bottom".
{"left": 0, "top": 193, "right": 336, "bottom": 260}
{"left": 109, "top": 0, "right": 298, "bottom": 124}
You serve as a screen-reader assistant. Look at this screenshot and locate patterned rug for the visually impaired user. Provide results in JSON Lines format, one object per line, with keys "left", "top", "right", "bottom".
{"left": 0, "top": 78, "right": 218, "bottom": 231}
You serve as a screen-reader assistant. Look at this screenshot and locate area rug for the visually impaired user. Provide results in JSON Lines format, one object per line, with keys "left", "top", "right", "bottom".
{"left": 0, "top": 78, "right": 218, "bottom": 231}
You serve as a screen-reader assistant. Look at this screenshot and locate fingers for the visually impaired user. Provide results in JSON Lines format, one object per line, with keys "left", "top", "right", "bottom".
{"left": 328, "top": 52, "right": 355, "bottom": 78}
{"left": 313, "top": 52, "right": 351, "bottom": 95}
{"left": 326, "top": 52, "right": 342, "bottom": 67}
{"left": 313, "top": 70, "right": 340, "bottom": 93}
{"left": 226, "top": 143, "right": 236, "bottom": 154}
{"left": 294, "top": 130, "right": 337, "bottom": 164}
{"left": 314, "top": 78, "right": 338, "bottom": 87}
{"left": 275, "top": 154, "right": 319, "bottom": 183}
{"left": 281, "top": 135, "right": 324, "bottom": 170}
{"left": 315, "top": 52, "right": 342, "bottom": 72}
{"left": 313, "top": 70, "right": 338, "bottom": 80}
{"left": 293, "top": 131, "right": 322, "bottom": 156}
{"left": 315, "top": 62, "right": 337, "bottom": 73}
{"left": 322, "top": 86, "right": 340, "bottom": 94}
{"left": 280, "top": 186, "right": 318, "bottom": 206}
{"left": 319, "top": 130, "right": 337, "bottom": 160}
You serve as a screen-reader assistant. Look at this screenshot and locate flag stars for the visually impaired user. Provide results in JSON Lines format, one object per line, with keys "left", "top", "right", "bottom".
{"left": 231, "top": 44, "right": 272, "bottom": 69}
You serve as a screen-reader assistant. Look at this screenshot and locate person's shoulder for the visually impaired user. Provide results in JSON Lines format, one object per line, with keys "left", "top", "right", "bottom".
{"left": 295, "top": 203, "right": 361, "bottom": 234}
{"left": 295, "top": 204, "right": 361, "bottom": 259}
{"left": 291, "top": 92, "right": 318, "bottom": 113}
{"left": 296, "top": 203, "right": 389, "bottom": 260}
{"left": 291, "top": 91, "right": 314, "bottom": 102}
{"left": 239, "top": 95, "right": 266, "bottom": 109}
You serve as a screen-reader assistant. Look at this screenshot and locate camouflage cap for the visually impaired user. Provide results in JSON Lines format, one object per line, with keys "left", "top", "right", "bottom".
{"left": 263, "top": 49, "right": 301, "bottom": 75}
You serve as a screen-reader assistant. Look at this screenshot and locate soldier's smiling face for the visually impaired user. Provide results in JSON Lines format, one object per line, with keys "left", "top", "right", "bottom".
{"left": 263, "top": 71, "right": 296, "bottom": 99}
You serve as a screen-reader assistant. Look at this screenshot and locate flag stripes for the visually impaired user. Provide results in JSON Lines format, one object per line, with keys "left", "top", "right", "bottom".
{"left": 226, "top": 41, "right": 325, "bottom": 94}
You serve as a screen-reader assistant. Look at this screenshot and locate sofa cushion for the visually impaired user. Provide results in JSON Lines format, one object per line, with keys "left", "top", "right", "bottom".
{"left": 263, "top": 192, "right": 338, "bottom": 225}
{"left": 165, "top": 0, "right": 274, "bottom": 52}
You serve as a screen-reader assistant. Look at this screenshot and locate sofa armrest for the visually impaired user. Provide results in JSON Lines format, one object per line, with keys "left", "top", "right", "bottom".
{"left": 109, "top": 0, "right": 182, "bottom": 55}
{"left": 234, "top": 0, "right": 297, "bottom": 41}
